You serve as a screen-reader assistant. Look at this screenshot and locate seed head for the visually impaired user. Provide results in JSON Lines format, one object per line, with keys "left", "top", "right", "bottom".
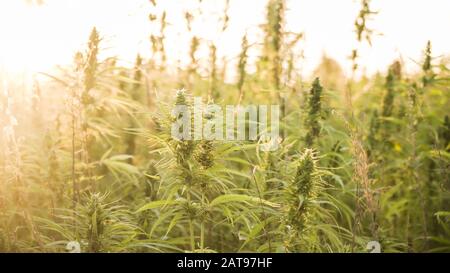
{"left": 84, "top": 27, "right": 100, "bottom": 92}
{"left": 422, "top": 41, "right": 432, "bottom": 73}
{"left": 286, "top": 149, "right": 319, "bottom": 233}
{"left": 85, "top": 193, "right": 106, "bottom": 253}
{"left": 304, "top": 78, "right": 323, "bottom": 147}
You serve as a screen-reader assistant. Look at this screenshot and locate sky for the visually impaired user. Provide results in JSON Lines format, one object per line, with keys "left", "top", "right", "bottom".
{"left": 0, "top": 0, "right": 449, "bottom": 82}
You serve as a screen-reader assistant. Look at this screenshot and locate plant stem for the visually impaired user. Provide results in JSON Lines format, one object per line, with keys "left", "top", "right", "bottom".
{"left": 200, "top": 192, "right": 205, "bottom": 250}
{"left": 252, "top": 168, "right": 272, "bottom": 252}
{"left": 187, "top": 190, "right": 195, "bottom": 251}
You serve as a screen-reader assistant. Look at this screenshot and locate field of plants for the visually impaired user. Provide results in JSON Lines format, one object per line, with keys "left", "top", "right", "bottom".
{"left": 0, "top": 0, "right": 449, "bottom": 253}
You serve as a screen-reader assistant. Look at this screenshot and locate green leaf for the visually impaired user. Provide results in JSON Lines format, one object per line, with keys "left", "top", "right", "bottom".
{"left": 210, "top": 194, "right": 280, "bottom": 208}
{"left": 136, "top": 200, "right": 180, "bottom": 213}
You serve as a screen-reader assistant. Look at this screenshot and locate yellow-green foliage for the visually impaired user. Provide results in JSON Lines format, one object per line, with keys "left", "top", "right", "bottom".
{"left": 0, "top": 1, "right": 448, "bottom": 254}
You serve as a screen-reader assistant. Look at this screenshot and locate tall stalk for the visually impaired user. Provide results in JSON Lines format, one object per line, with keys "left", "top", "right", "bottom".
{"left": 237, "top": 34, "right": 249, "bottom": 104}
{"left": 304, "top": 78, "right": 323, "bottom": 147}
